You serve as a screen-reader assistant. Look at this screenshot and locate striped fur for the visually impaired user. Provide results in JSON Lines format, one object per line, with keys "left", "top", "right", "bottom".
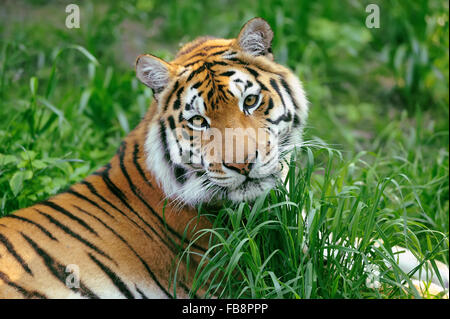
{"left": 0, "top": 120, "right": 211, "bottom": 298}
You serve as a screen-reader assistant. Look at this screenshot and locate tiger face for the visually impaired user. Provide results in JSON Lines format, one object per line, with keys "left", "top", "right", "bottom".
{"left": 136, "top": 18, "right": 308, "bottom": 206}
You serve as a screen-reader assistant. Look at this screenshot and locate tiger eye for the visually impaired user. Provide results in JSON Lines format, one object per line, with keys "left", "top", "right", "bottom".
{"left": 244, "top": 95, "right": 258, "bottom": 108}
{"left": 192, "top": 115, "right": 204, "bottom": 122}
{"left": 188, "top": 115, "right": 209, "bottom": 130}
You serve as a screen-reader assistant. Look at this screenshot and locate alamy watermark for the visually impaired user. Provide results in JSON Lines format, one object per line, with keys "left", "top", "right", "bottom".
{"left": 65, "top": 4, "right": 80, "bottom": 29}
{"left": 365, "top": 4, "right": 380, "bottom": 29}
{"left": 65, "top": 264, "right": 80, "bottom": 289}
{"left": 173, "top": 124, "right": 280, "bottom": 165}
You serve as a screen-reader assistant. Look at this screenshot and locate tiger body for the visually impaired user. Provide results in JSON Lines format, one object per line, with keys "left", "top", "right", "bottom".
{"left": 0, "top": 18, "right": 309, "bottom": 298}
{"left": 0, "top": 120, "right": 211, "bottom": 298}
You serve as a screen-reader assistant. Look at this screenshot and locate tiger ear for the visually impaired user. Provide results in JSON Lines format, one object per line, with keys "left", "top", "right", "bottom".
{"left": 237, "top": 18, "right": 274, "bottom": 57}
{"left": 135, "top": 54, "right": 173, "bottom": 94}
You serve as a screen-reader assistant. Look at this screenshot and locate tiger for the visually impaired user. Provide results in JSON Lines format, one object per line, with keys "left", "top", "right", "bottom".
{"left": 0, "top": 18, "right": 447, "bottom": 299}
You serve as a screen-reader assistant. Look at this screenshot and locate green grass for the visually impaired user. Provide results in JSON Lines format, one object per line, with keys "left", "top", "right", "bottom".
{"left": 180, "top": 145, "right": 448, "bottom": 298}
{"left": 0, "top": 0, "right": 448, "bottom": 298}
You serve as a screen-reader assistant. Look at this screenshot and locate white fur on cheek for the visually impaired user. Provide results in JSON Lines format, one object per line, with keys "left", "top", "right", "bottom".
{"left": 144, "top": 122, "right": 219, "bottom": 206}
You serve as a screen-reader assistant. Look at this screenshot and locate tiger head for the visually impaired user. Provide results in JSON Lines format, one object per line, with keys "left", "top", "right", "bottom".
{"left": 136, "top": 18, "right": 308, "bottom": 206}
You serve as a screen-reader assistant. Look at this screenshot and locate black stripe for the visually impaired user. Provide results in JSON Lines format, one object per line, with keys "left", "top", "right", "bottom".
{"left": 163, "top": 81, "right": 180, "bottom": 111}
{"left": 264, "top": 97, "right": 274, "bottom": 115}
{"left": 92, "top": 165, "right": 136, "bottom": 213}
{"left": 177, "top": 69, "right": 188, "bottom": 77}
{"left": 209, "top": 49, "right": 229, "bottom": 56}
{"left": 266, "top": 111, "right": 292, "bottom": 125}
{"left": 184, "top": 59, "right": 203, "bottom": 68}
{"left": 35, "top": 209, "right": 115, "bottom": 264}
{"left": 0, "top": 232, "right": 33, "bottom": 275}
{"left": 293, "top": 113, "right": 301, "bottom": 127}
{"left": 167, "top": 115, "right": 176, "bottom": 130}
{"left": 280, "top": 78, "right": 299, "bottom": 109}
{"left": 39, "top": 201, "right": 98, "bottom": 236}
{"left": 178, "top": 280, "right": 200, "bottom": 299}
{"left": 173, "top": 87, "right": 184, "bottom": 110}
{"left": 73, "top": 205, "right": 173, "bottom": 298}
{"left": 93, "top": 163, "right": 182, "bottom": 257}
{"left": 223, "top": 162, "right": 244, "bottom": 174}
{"left": 244, "top": 67, "right": 269, "bottom": 92}
{"left": 159, "top": 120, "right": 172, "bottom": 162}
{"left": 80, "top": 181, "right": 128, "bottom": 218}
{"left": 245, "top": 67, "right": 260, "bottom": 78}
{"left": 219, "top": 71, "right": 235, "bottom": 77}
{"left": 174, "top": 165, "right": 187, "bottom": 184}
{"left": 179, "top": 111, "right": 185, "bottom": 124}
{"left": 0, "top": 270, "right": 47, "bottom": 298}
{"left": 194, "top": 45, "right": 225, "bottom": 51}
{"left": 66, "top": 188, "right": 115, "bottom": 219}
{"left": 132, "top": 143, "right": 154, "bottom": 190}
{"left": 188, "top": 51, "right": 206, "bottom": 59}
{"left": 269, "top": 78, "right": 286, "bottom": 111}
{"left": 80, "top": 180, "right": 127, "bottom": 218}
{"left": 185, "top": 94, "right": 198, "bottom": 111}
{"left": 258, "top": 80, "right": 269, "bottom": 92}
{"left": 179, "top": 45, "right": 226, "bottom": 59}
{"left": 173, "top": 99, "right": 181, "bottom": 110}
{"left": 118, "top": 141, "right": 207, "bottom": 254}
{"left": 2, "top": 215, "right": 58, "bottom": 241}
{"left": 116, "top": 143, "right": 188, "bottom": 253}
{"left": 79, "top": 180, "right": 158, "bottom": 248}
{"left": 210, "top": 60, "right": 229, "bottom": 66}
{"left": 207, "top": 89, "right": 214, "bottom": 103}
{"left": 88, "top": 252, "right": 135, "bottom": 299}
{"left": 226, "top": 57, "right": 280, "bottom": 75}
{"left": 187, "top": 64, "right": 206, "bottom": 82}
{"left": 259, "top": 152, "right": 277, "bottom": 169}
{"left": 192, "top": 81, "right": 202, "bottom": 89}
{"left": 225, "top": 57, "right": 241, "bottom": 62}
{"left": 135, "top": 285, "right": 149, "bottom": 299}
{"left": 20, "top": 233, "right": 99, "bottom": 298}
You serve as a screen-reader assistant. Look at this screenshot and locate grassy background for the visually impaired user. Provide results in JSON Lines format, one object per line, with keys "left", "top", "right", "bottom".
{"left": 0, "top": 0, "right": 448, "bottom": 298}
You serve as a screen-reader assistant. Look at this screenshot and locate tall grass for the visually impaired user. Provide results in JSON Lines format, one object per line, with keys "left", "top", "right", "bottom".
{"left": 177, "top": 145, "right": 448, "bottom": 299}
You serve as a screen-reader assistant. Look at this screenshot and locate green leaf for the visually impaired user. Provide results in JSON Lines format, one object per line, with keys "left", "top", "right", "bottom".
{"left": 31, "top": 159, "right": 47, "bottom": 170}
{"left": 9, "top": 170, "right": 33, "bottom": 197}
{"left": 30, "top": 77, "right": 38, "bottom": 97}
{"left": 0, "top": 154, "right": 17, "bottom": 166}
{"left": 67, "top": 45, "right": 99, "bottom": 66}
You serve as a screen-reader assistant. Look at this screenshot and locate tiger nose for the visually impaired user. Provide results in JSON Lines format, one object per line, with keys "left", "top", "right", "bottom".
{"left": 223, "top": 162, "right": 253, "bottom": 175}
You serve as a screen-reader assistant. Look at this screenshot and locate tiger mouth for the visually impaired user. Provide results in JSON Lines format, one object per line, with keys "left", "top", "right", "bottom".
{"left": 238, "top": 174, "right": 275, "bottom": 189}
{"left": 225, "top": 173, "right": 279, "bottom": 203}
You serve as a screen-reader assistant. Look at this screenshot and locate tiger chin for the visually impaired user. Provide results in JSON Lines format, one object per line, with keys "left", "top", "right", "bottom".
{"left": 0, "top": 18, "right": 308, "bottom": 299}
